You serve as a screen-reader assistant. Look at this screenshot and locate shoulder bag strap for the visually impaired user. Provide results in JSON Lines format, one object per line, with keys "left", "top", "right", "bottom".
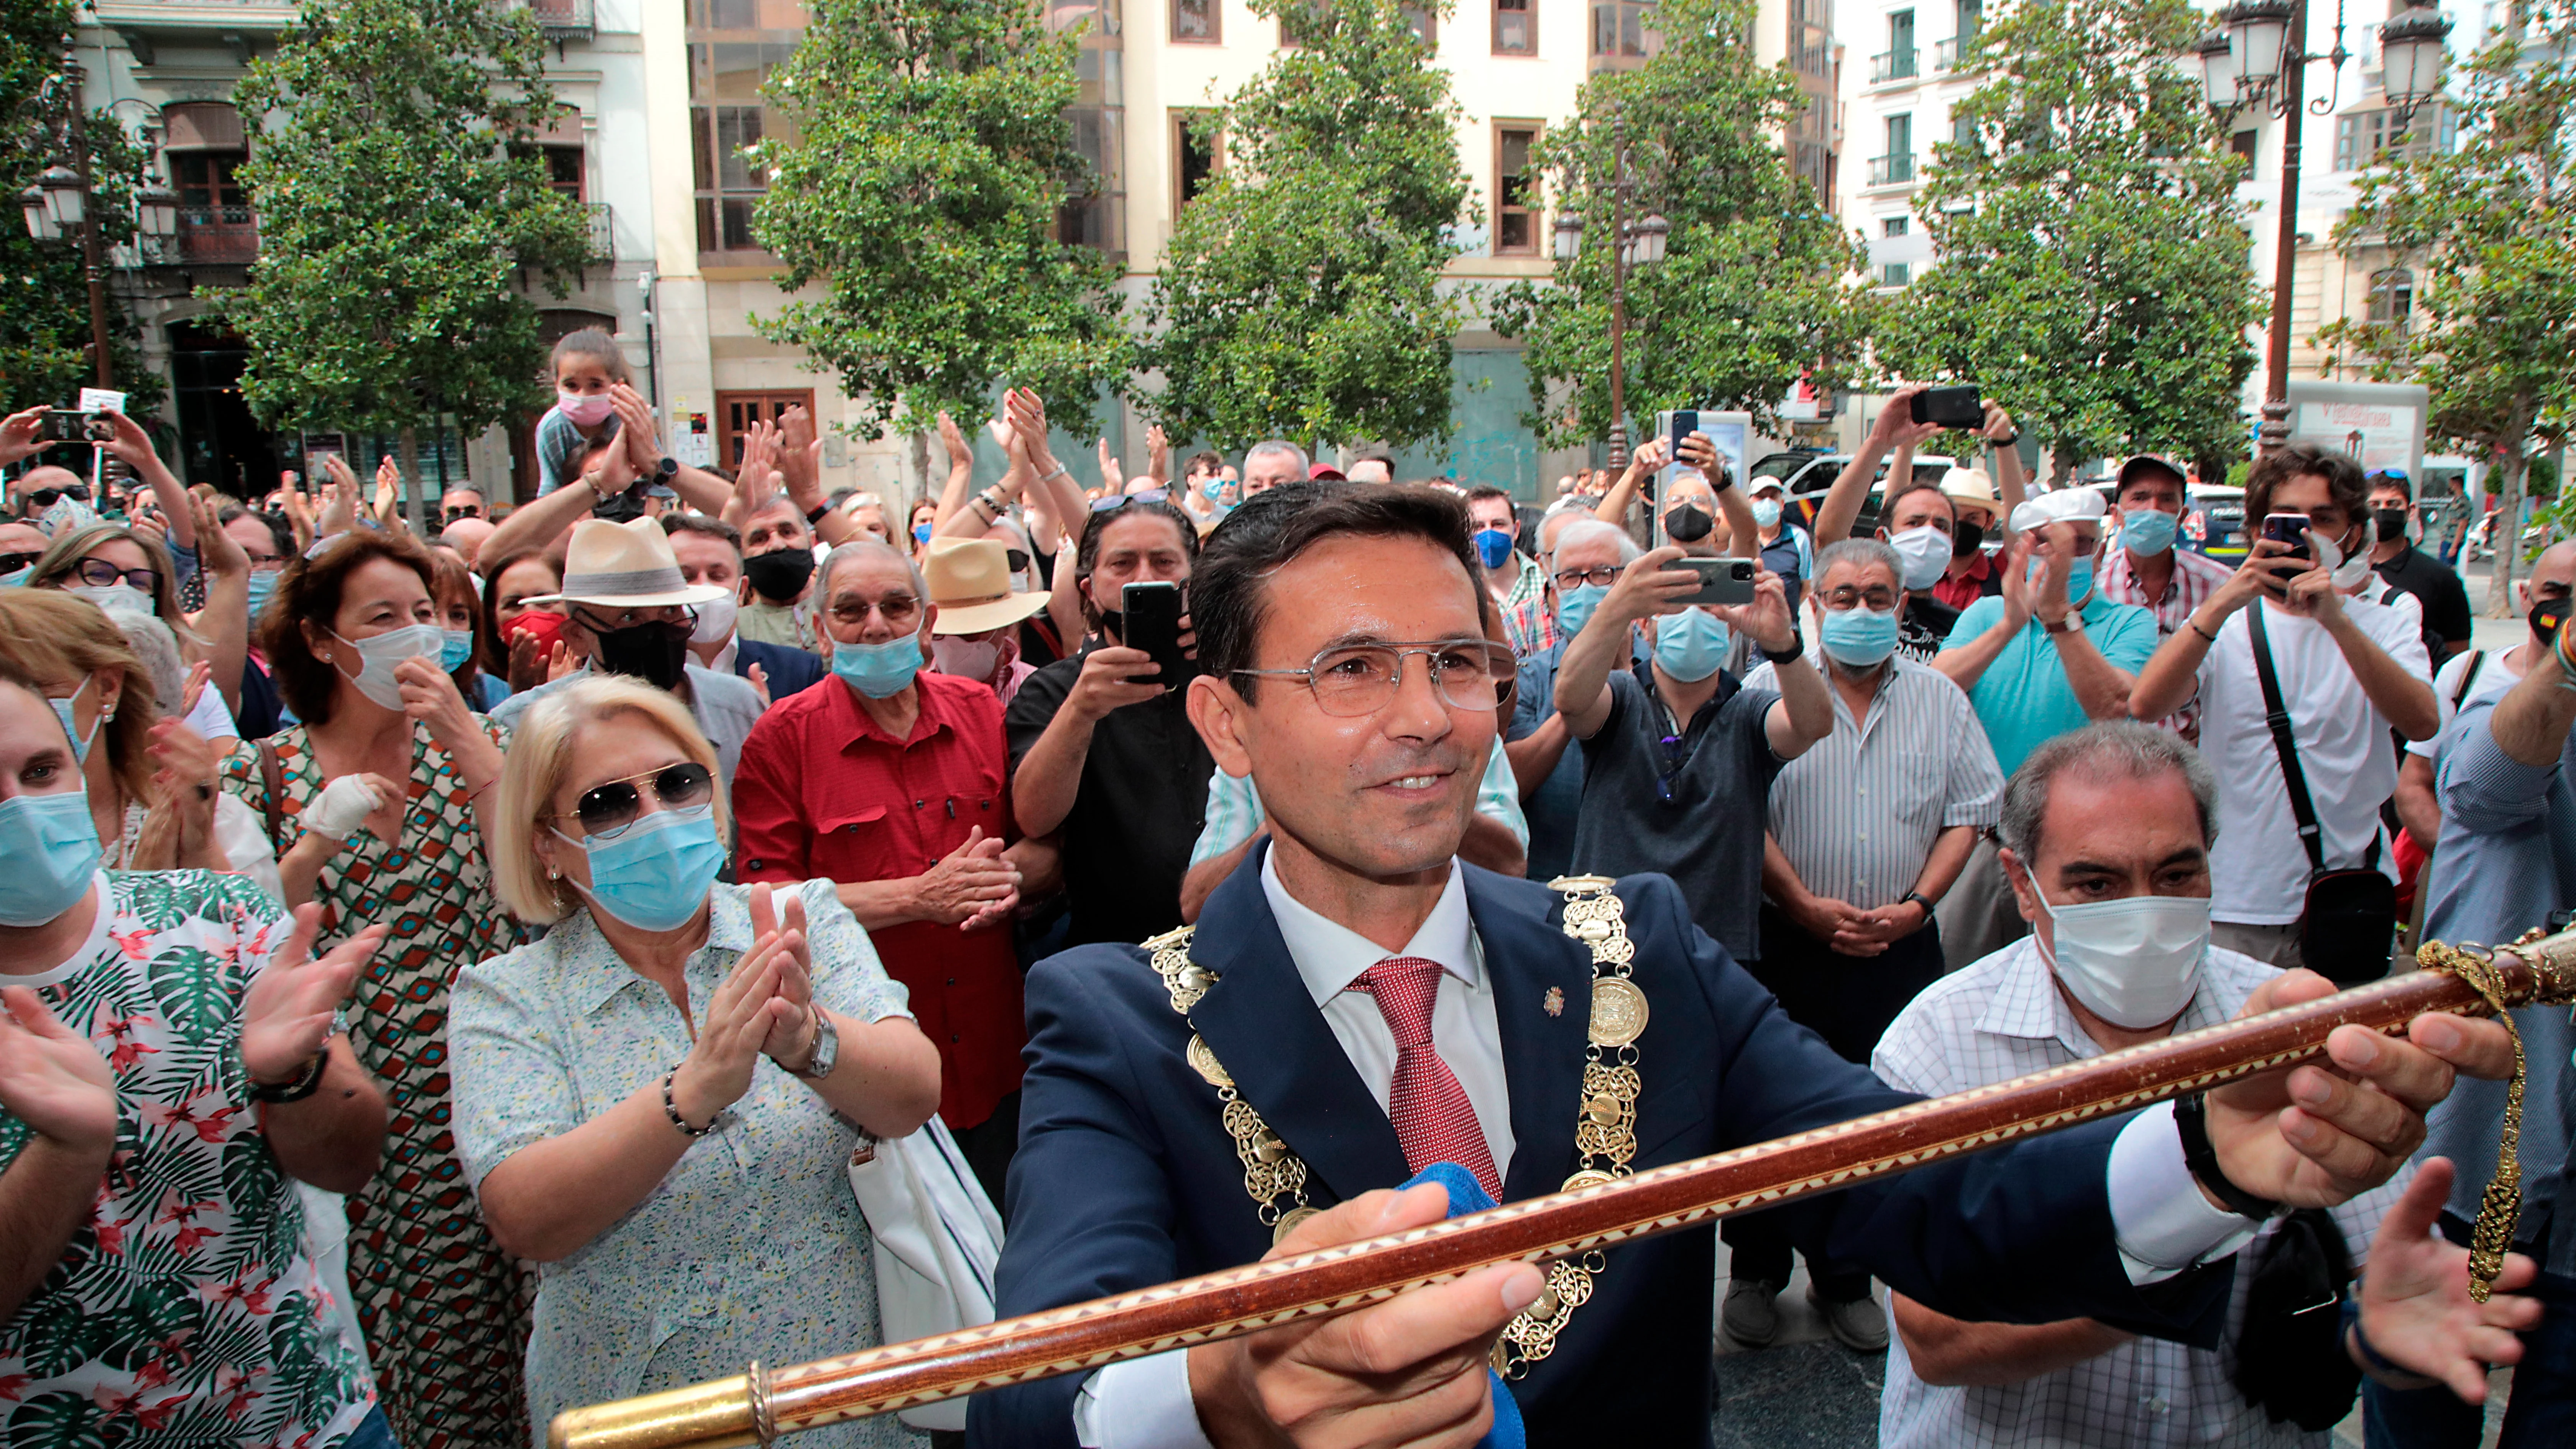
{"left": 2452, "top": 649, "right": 2486, "bottom": 709}
{"left": 2246, "top": 606, "right": 2331, "bottom": 876}
{"left": 256, "top": 737, "right": 286, "bottom": 852}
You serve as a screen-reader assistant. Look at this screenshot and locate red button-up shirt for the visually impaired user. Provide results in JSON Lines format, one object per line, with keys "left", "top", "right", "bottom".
{"left": 734, "top": 670, "right": 1025, "bottom": 1129}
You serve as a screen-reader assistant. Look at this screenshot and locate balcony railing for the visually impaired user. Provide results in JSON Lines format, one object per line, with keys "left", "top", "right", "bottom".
{"left": 1872, "top": 48, "right": 1919, "bottom": 83}
{"left": 1937, "top": 36, "right": 1969, "bottom": 70}
{"left": 586, "top": 200, "right": 613, "bottom": 261}
{"left": 521, "top": 0, "right": 594, "bottom": 38}
{"left": 175, "top": 204, "right": 259, "bottom": 265}
{"left": 1866, "top": 153, "right": 1916, "bottom": 186}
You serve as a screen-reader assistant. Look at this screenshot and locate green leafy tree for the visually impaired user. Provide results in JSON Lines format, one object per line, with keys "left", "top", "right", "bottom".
{"left": 2316, "top": 10, "right": 2576, "bottom": 614}
{"left": 1138, "top": 0, "right": 1471, "bottom": 450}
{"left": 1876, "top": 0, "right": 2259, "bottom": 476}
{"left": 752, "top": 0, "right": 1129, "bottom": 438}
{"left": 1490, "top": 0, "right": 1871, "bottom": 443}
{"left": 210, "top": 0, "right": 591, "bottom": 517}
{"left": 0, "top": 0, "right": 159, "bottom": 414}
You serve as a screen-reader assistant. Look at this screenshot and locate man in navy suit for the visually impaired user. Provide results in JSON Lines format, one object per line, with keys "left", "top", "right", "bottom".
{"left": 971, "top": 485, "right": 2514, "bottom": 1449}
{"left": 664, "top": 514, "right": 826, "bottom": 700}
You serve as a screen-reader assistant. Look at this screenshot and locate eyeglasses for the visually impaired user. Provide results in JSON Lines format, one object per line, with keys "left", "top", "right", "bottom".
{"left": 1233, "top": 637, "right": 1513, "bottom": 717}
{"left": 444, "top": 506, "right": 481, "bottom": 522}
{"left": 552, "top": 762, "right": 716, "bottom": 840}
{"left": 572, "top": 605, "right": 692, "bottom": 632}
{"left": 827, "top": 591, "right": 922, "bottom": 627}
{"left": 0, "top": 550, "right": 39, "bottom": 574}
{"left": 72, "top": 557, "right": 157, "bottom": 591}
{"left": 1553, "top": 564, "right": 1622, "bottom": 590}
{"left": 1090, "top": 490, "right": 1171, "bottom": 513}
{"left": 26, "top": 485, "right": 90, "bottom": 507}
{"left": 1817, "top": 585, "right": 1901, "bottom": 611}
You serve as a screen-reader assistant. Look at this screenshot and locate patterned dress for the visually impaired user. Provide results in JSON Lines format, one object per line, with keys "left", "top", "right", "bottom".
{"left": 220, "top": 720, "right": 528, "bottom": 1449}
{"left": 0, "top": 871, "right": 376, "bottom": 1449}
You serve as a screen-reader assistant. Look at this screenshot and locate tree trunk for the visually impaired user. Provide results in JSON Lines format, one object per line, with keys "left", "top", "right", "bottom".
{"left": 399, "top": 425, "right": 426, "bottom": 537}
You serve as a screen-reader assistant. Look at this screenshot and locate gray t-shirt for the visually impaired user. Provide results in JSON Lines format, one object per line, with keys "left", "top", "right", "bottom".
{"left": 1569, "top": 664, "right": 1783, "bottom": 961}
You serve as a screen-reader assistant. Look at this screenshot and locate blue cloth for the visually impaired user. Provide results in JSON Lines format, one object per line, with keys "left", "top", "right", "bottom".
{"left": 342, "top": 1405, "right": 399, "bottom": 1449}
{"left": 1400, "top": 1162, "right": 1525, "bottom": 1449}
{"left": 1941, "top": 592, "right": 2161, "bottom": 774}
{"left": 967, "top": 841, "right": 2234, "bottom": 1447}
{"left": 736, "top": 636, "right": 826, "bottom": 700}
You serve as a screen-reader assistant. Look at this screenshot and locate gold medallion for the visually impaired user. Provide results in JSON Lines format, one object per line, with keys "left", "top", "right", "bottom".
{"left": 1186, "top": 1034, "right": 1232, "bottom": 1088}
{"left": 1561, "top": 1168, "right": 1617, "bottom": 1192}
{"left": 1271, "top": 1206, "right": 1320, "bottom": 1246}
{"left": 1588, "top": 976, "right": 1648, "bottom": 1046}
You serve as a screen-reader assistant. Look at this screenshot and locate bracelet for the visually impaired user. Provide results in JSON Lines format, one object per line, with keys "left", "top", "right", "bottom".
{"left": 662, "top": 1069, "right": 717, "bottom": 1138}
{"left": 1991, "top": 431, "right": 2019, "bottom": 448}
{"left": 1760, "top": 636, "right": 1804, "bottom": 665}
{"left": 248, "top": 1051, "right": 327, "bottom": 1104}
{"left": 1040, "top": 466, "right": 1070, "bottom": 485}
{"left": 1898, "top": 889, "right": 1935, "bottom": 918}
{"left": 2189, "top": 618, "right": 2220, "bottom": 644}
{"left": 2174, "top": 1091, "right": 2284, "bottom": 1220}
{"left": 804, "top": 501, "right": 831, "bottom": 527}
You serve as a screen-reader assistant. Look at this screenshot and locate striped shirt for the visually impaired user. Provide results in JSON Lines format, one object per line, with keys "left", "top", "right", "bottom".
{"left": 1874, "top": 938, "right": 2402, "bottom": 1449}
{"left": 1743, "top": 653, "right": 2003, "bottom": 910}
{"left": 1189, "top": 736, "right": 1530, "bottom": 867}
{"left": 2097, "top": 544, "right": 2235, "bottom": 740}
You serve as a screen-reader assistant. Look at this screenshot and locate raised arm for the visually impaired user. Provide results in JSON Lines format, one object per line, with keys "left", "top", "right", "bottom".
{"left": 1981, "top": 401, "right": 2027, "bottom": 521}
{"left": 186, "top": 493, "right": 251, "bottom": 717}
{"left": 2131, "top": 545, "right": 2274, "bottom": 720}
{"left": 481, "top": 452, "right": 613, "bottom": 561}
{"left": 100, "top": 409, "right": 196, "bottom": 553}
{"left": 1556, "top": 547, "right": 1696, "bottom": 738}
{"left": 774, "top": 404, "right": 855, "bottom": 547}
{"left": 1589, "top": 436, "right": 1671, "bottom": 528}
{"left": 1933, "top": 536, "right": 2034, "bottom": 694}
{"left": 1813, "top": 384, "right": 1936, "bottom": 545}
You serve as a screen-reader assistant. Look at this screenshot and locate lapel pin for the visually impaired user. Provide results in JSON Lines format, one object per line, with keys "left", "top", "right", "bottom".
{"left": 1542, "top": 986, "right": 1564, "bottom": 1017}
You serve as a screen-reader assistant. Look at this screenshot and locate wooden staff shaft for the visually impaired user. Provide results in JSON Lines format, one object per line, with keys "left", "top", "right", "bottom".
{"left": 554, "top": 942, "right": 2576, "bottom": 1449}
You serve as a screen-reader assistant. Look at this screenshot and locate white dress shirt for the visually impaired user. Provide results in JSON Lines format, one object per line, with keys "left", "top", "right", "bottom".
{"left": 1072, "top": 863, "right": 2259, "bottom": 1449}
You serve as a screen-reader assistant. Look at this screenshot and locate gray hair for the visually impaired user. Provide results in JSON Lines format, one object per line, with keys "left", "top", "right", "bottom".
{"left": 817, "top": 537, "right": 930, "bottom": 604}
{"left": 1549, "top": 517, "right": 1640, "bottom": 565}
{"left": 114, "top": 613, "right": 187, "bottom": 715}
{"left": 1245, "top": 439, "right": 1309, "bottom": 475}
{"left": 1815, "top": 537, "right": 1901, "bottom": 587}
{"left": 1997, "top": 721, "right": 2220, "bottom": 864}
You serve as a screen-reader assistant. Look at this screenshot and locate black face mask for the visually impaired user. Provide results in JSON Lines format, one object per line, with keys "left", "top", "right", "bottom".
{"left": 592, "top": 483, "right": 648, "bottom": 524}
{"left": 742, "top": 546, "right": 815, "bottom": 603}
{"left": 2372, "top": 508, "right": 2410, "bottom": 545}
{"left": 592, "top": 620, "right": 692, "bottom": 691}
{"left": 1663, "top": 503, "right": 1714, "bottom": 543}
{"left": 2533, "top": 595, "right": 2569, "bottom": 648}
{"left": 1953, "top": 519, "right": 1985, "bottom": 556}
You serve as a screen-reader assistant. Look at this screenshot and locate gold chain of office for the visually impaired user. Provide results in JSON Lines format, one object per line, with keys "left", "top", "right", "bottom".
{"left": 1146, "top": 874, "right": 1648, "bottom": 1378}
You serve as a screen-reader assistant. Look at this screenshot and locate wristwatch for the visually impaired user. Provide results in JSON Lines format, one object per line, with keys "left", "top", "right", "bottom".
{"left": 653, "top": 455, "right": 680, "bottom": 483}
{"left": 789, "top": 1008, "right": 840, "bottom": 1081}
{"left": 1760, "top": 634, "right": 1805, "bottom": 665}
{"left": 2043, "top": 612, "right": 2085, "bottom": 636}
{"left": 1897, "top": 889, "right": 1934, "bottom": 920}
{"left": 248, "top": 1051, "right": 327, "bottom": 1104}
{"left": 2174, "top": 1091, "right": 2284, "bottom": 1220}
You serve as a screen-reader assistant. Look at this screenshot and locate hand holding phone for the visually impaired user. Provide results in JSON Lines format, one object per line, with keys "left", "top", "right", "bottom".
{"left": 1119, "top": 580, "right": 1195, "bottom": 689}
{"left": 1675, "top": 556, "right": 1758, "bottom": 606}
{"left": 1911, "top": 386, "right": 1984, "bottom": 430}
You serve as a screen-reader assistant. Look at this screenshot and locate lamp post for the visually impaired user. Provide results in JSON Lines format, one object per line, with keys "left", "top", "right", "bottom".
{"left": 1552, "top": 102, "right": 1667, "bottom": 475}
{"left": 16, "top": 49, "right": 117, "bottom": 390}
{"left": 2195, "top": 0, "right": 2450, "bottom": 457}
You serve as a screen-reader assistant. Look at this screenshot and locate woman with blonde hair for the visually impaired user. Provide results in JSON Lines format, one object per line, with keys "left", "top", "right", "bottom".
{"left": 451, "top": 675, "right": 940, "bottom": 1447}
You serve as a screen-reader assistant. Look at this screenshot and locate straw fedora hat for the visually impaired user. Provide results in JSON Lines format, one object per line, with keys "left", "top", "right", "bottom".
{"left": 524, "top": 517, "right": 730, "bottom": 609}
{"left": 1939, "top": 467, "right": 2003, "bottom": 521}
{"left": 925, "top": 536, "right": 1051, "bottom": 636}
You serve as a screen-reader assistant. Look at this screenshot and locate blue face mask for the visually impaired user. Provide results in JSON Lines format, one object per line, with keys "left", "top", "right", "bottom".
{"left": 1653, "top": 608, "right": 1731, "bottom": 683}
{"left": 831, "top": 633, "right": 925, "bottom": 699}
{"left": 555, "top": 807, "right": 726, "bottom": 933}
{"left": 1818, "top": 605, "right": 1901, "bottom": 667}
{"left": 0, "top": 789, "right": 104, "bottom": 927}
{"left": 245, "top": 570, "right": 279, "bottom": 617}
{"left": 2029, "top": 551, "right": 2099, "bottom": 607}
{"left": 1750, "top": 497, "right": 1784, "bottom": 530}
{"left": 1557, "top": 582, "right": 1610, "bottom": 638}
{"left": 0, "top": 564, "right": 30, "bottom": 588}
{"left": 2119, "top": 508, "right": 2179, "bottom": 557}
{"left": 439, "top": 629, "right": 475, "bottom": 672}
{"left": 48, "top": 675, "right": 104, "bottom": 766}
{"left": 1472, "top": 527, "right": 1516, "bottom": 570}
{"left": 1201, "top": 478, "right": 1226, "bottom": 501}
{"left": 911, "top": 522, "right": 933, "bottom": 547}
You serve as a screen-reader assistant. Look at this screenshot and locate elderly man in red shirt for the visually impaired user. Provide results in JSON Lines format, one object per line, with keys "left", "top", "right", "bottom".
{"left": 733, "top": 538, "right": 1030, "bottom": 1198}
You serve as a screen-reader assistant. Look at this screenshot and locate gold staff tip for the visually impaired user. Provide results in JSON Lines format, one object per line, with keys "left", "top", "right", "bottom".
{"left": 548, "top": 1374, "right": 759, "bottom": 1449}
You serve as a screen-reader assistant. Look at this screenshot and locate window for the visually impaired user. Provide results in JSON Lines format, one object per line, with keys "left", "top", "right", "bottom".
{"left": 2333, "top": 105, "right": 2456, "bottom": 171}
{"left": 544, "top": 145, "right": 585, "bottom": 200}
{"left": 2231, "top": 128, "right": 2259, "bottom": 164}
{"left": 162, "top": 102, "right": 256, "bottom": 264}
{"left": 1880, "top": 261, "right": 1910, "bottom": 287}
{"left": 1495, "top": 124, "right": 1541, "bottom": 254}
{"left": 1171, "top": 0, "right": 1218, "bottom": 42}
{"left": 1882, "top": 215, "right": 1908, "bottom": 236}
{"left": 1591, "top": 0, "right": 1652, "bottom": 61}
{"left": 1495, "top": 0, "right": 1535, "bottom": 54}
{"left": 2367, "top": 267, "right": 2413, "bottom": 326}
{"left": 1055, "top": 0, "right": 1127, "bottom": 258}
{"left": 686, "top": 2, "right": 807, "bottom": 256}
{"left": 716, "top": 390, "right": 815, "bottom": 471}
{"left": 1875, "top": 9, "right": 1917, "bottom": 81}
{"left": 1871, "top": 113, "right": 1914, "bottom": 184}
{"left": 1173, "top": 111, "right": 1221, "bottom": 214}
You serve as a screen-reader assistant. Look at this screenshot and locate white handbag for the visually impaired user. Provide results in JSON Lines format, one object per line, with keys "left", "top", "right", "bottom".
{"left": 845, "top": 1117, "right": 1006, "bottom": 1431}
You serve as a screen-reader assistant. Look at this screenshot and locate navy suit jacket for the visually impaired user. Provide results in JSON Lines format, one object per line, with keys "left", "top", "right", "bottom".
{"left": 733, "top": 636, "right": 824, "bottom": 700}
{"left": 968, "top": 845, "right": 2232, "bottom": 1447}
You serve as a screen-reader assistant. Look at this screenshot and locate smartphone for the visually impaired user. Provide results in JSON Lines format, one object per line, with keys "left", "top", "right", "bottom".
{"left": 1120, "top": 580, "right": 1194, "bottom": 688}
{"left": 1661, "top": 408, "right": 1700, "bottom": 460}
{"left": 2260, "top": 512, "right": 2312, "bottom": 563}
{"left": 1911, "top": 385, "right": 1983, "bottom": 430}
{"left": 1674, "top": 556, "right": 1758, "bottom": 606}
{"left": 40, "top": 408, "right": 108, "bottom": 443}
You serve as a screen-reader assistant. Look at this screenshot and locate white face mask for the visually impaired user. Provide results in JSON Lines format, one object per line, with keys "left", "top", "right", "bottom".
{"left": 1886, "top": 524, "right": 1952, "bottom": 591}
{"left": 933, "top": 634, "right": 1004, "bottom": 682}
{"left": 690, "top": 592, "right": 738, "bottom": 646}
{"left": 2034, "top": 885, "right": 2211, "bottom": 1030}
{"left": 2310, "top": 522, "right": 2377, "bottom": 593}
{"left": 70, "top": 581, "right": 154, "bottom": 621}
{"left": 330, "top": 623, "right": 445, "bottom": 711}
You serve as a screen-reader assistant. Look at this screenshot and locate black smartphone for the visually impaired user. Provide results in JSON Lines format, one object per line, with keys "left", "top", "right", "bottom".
{"left": 1674, "top": 556, "right": 1758, "bottom": 606}
{"left": 41, "top": 408, "right": 108, "bottom": 443}
{"left": 1911, "top": 385, "right": 1983, "bottom": 430}
{"left": 1664, "top": 408, "right": 1700, "bottom": 459}
{"left": 1120, "top": 580, "right": 1194, "bottom": 688}
{"left": 2260, "top": 513, "right": 2312, "bottom": 563}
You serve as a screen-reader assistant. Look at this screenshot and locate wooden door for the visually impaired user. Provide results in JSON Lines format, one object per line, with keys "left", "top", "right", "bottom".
{"left": 715, "top": 389, "right": 815, "bottom": 472}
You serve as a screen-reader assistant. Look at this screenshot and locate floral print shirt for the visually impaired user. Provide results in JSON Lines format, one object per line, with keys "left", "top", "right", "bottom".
{"left": 448, "top": 879, "right": 916, "bottom": 1448}
{"left": 0, "top": 871, "right": 375, "bottom": 1449}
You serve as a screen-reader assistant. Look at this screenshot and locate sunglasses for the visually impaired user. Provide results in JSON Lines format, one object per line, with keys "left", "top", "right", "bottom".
{"left": 1090, "top": 490, "right": 1172, "bottom": 513}
{"left": 0, "top": 549, "right": 39, "bottom": 574}
{"left": 27, "top": 485, "right": 90, "bottom": 507}
{"left": 72, "top": 557, "right": 157, "bottom": 591}
{"left": 552, "top": 762, "right": 716, "bottom": 840}
{"left": 1005, "top": 548, "right": 1031, "bottom": 573}
{"left": 445, "top": 506, "right": 481, "bottom": 522}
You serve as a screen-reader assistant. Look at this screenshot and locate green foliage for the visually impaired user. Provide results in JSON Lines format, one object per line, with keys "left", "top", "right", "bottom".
{"left": 1876, "top": 0, "right": 2258, "bottom": 470}
{"left": 1138, "top": 0, "right": 1472, "bottom": 449}
{"left": 751, "top": 0, "right": 1129, "bottom": 438}
{"left": 0, "top": 1, "right": 160, "bottom": 411}
{"left": 207, "top": 0, "right": 592, "bottom": 439}
{"left": 1491, "top": 0, "right": 1871, "bottom": 442}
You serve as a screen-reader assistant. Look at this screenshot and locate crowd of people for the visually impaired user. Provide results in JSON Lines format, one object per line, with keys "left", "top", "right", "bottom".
{"left": 0, "top": 351, "right": 2562, "bottom": 1449}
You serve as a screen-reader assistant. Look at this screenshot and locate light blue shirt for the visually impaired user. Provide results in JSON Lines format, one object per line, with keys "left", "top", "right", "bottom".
{"left": 1942, "top": 592, "right": 2161, "bottom": 775}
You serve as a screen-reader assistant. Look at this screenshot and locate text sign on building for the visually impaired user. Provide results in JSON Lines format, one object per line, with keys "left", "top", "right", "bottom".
{"left": 2284, "top": 381, "right": 2429, "bottom": 483}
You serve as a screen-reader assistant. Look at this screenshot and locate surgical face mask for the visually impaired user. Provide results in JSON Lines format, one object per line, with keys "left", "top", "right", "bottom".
{"left": 1662, "top": 503, "right": 1714, "bottom": 544}
{"left": 557, "top": 389, "right": 615, "bottom": 428}
{"left": 1201, "top": 478, "right": 1226, "bottom": 502}
{"left": 1, "top": 563, "right": 31, "bottom": 588}
{"left": 438, "top": 629, "right": 475, "bottom": 672}
{"left": 1557, "top": 582, "right": 1610, "bottom": 638}
{"left": 245, "top": 570, "right": 280, "bottom": 618}
{"left": 2033, "top": 885, "right": 2211, "bottom": 1030}
{"left": 1750, "top": 497, "right": 1784, "bottom": 530}
{"left": 0, "top": 788, "right": 103, "bottom": 927}
{"left": 2029, "top": 549, "right": 2099, "bottom": 607}
{"left": 1653, "top": 608, "right": 1730, "bottom": 683}
{"left": 933, "top": 633, "right": 1005, "bottom": 682}
{"left": 70, "top": 581, "right": 154, "bottom": 621}
{"left": 1817, "top": 604, "right": 1900, "bottom": 668}
{"left": 690, "top": 592, "right": 738, "bottom": 646}
{"left": 49, "top": 675, "right": 105, "bottom": 765}
{"left": 330, "top": 622, "right": 445, "bottom": 711}
{"left": 554, "top": 807, "right": 725, "bottom": 933}
{"left": 2119, "top": 507, "right": 2179, "bottom": 558}
{"left": 2309, "top": 522, "right": 2376, "bottom": 593}
{"left": 831, "top": 632, "right": 925, "bottom": 699}
{"left": 741, "top": 546, "right": 814, "bottom": 604}
{"left": 591, "top": 619, "right": 692, "bottom": 692}
{"left": 911, "top": 522, "right": 933, "bottom": 547}
{"left": 1472, "top": 527, "right": 1516, "bottom": 570}
{"left": 1886, "top": 525, "right": 1952, "bottom": 591}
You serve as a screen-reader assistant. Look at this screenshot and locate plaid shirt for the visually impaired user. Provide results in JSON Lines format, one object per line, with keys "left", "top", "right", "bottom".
{"left": 1497, "top": 552, "right": 1558, "bottom": 660}
{"left": 2096, "top": 544, "right": 2235, "bottom": 741}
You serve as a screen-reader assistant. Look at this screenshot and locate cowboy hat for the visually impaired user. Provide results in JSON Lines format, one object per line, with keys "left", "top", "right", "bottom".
{"left": 522, "top": 517, "right": 731, "bottom": 609}
{"left": 925, "top": 536, "right": 1051, "bottom": 636}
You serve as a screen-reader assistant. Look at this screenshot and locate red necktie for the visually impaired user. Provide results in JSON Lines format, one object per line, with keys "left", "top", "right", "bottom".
{"left": 1354, "top": 957, "right": 1501, "bottom": 1201}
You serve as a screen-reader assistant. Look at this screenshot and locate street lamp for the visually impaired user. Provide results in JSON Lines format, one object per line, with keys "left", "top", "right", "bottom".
{"left": 19, "top": 184, "right": 54, "bottom": 242}
{"left": 12, "top": 42, "right": 117, "bottom": 390}
{"left": 1552, "top": 101, "right": 1669, "bottom": 473}
{"left": 136, "top": 177, "right": 179, "bottom": 247}
{"left": 2193, "top": 30, "right": 2238, "bottom": 110}
{"left": 2378, "top": 0, "right": 2454, "bottom": 122}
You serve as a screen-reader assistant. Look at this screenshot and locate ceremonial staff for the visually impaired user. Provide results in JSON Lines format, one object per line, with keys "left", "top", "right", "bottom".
{"left": 554, "top": 932, "right": 2576, "bottom": 1449}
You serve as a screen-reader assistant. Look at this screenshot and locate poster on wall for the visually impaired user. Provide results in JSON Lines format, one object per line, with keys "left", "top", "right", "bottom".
{"left": 2284, "top": 381, "right": 2428, "bottom": 483}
